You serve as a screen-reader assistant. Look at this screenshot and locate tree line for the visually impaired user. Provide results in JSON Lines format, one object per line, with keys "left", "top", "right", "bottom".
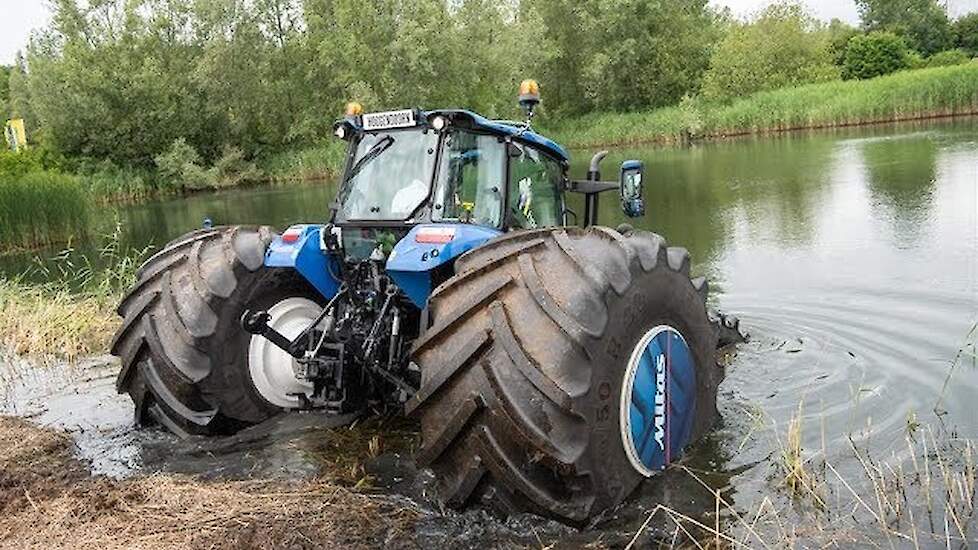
{"left": 0, "top": 0, "right": 975, "bottom": 186}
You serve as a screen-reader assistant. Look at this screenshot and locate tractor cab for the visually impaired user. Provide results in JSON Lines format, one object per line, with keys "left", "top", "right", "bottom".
{"left": 330, "top": 107, "right": 571, "bottom": 232}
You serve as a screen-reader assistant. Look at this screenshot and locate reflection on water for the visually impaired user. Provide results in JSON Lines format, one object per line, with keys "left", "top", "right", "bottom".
{"left": 1, "top": 118, "right": 975, "bottom": 544}
{"left": 863, "top": 135, "right": 938, "bottom": 244}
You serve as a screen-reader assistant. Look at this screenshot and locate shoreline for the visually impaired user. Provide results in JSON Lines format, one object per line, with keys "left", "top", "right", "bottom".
{"left": 560, "top": 109, "right": 978, "bottom": 150}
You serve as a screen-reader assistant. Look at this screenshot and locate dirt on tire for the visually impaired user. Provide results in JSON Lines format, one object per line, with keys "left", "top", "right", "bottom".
{"left": 407, "top": 226, "right": 722, "bottom": 523}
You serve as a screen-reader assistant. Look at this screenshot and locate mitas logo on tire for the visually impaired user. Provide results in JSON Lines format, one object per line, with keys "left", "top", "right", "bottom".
{"left": 621, "top": 325, "right": 697, "bottom": 477}
{"left": 654, "top": 354, "right": 666, "bottom": 451}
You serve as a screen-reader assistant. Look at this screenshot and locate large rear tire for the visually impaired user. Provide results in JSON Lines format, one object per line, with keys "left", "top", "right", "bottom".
{"left": 110, "top": 226, "right": 324, "bottom": 437}
{"left": 406, "top": 226, "right": 722, "bottom": 523}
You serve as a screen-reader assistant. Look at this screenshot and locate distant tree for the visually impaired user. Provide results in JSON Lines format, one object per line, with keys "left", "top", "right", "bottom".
{"left": 827, "top": 18, "right": 861, "bottom": 65}
{"left": 843, "top": 31, "right": 911, "bottom": 79}
{"left": 855, "top": 0, "right": 953, "bottom": 56}
{"left": 953, "top": 13, "right": 978, "bottom": 56}
{"left": 0, "top": 65, "right": 10, "bottom": 117}
{"left": 701, "top": 2, "right": 839, "bottom": 102}
{"left": 526, "top": 0, "right": 722, "bottom": 114}
{"left": 7, "top": 54, "right": 33, "bottom": 127}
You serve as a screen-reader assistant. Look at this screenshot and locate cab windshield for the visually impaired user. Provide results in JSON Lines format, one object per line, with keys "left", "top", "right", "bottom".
{"left": 339, "top": 129, "right": 439, "bottom": 221}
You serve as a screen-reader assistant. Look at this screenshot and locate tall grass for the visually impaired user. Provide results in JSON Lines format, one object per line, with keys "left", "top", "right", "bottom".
{"left": 0, "top": 223, "right": 149, "bottom": 359}
{"left": 548, "top": 63, "right": 978, "bottom": 148}
{"left": 260, "top": 140, "right": 346, "bottom": 183}
{"left": 0, "top": 171, "right": 90, "bottom": 252}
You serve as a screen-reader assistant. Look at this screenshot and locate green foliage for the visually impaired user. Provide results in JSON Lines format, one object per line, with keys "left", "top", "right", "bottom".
{"left": 843, "top": 32, "right": 911, "bottom": 80}
{"left": 0, "top": 171, "right": 90, "bottom": 250}
{"left": 155, "top": 138, "right": 210, "bottom": 191}
{"left": 0, "top": 149, "right": 44, "bottom": 176}
{"left": 827, "top": 19, "right": 861, "bottom": 65}
{"left": 701, "top": 2, "right": 839, "bottom": 103}
{"left": 260, "top": 141, "right": 346, "bottom": 182}
{"left": 855, "top": 0, "right": 953, "bottom": 56}
{"left": 155, "top": 138, "right": 262, "bottom": 190}
{"left": 527, "top": 0, "right": 721, "bottom": 114}
{"left": 953, "top": 13, "right": 978, "bottom": 56}
{"left": 0, "top": 65, "right": 10, "bottom": 116}
{"left": 926, "top": 49, "right": 971, "bottom": 68}
{"left": 547, "top": 63, "right": 978, "bottom": 147}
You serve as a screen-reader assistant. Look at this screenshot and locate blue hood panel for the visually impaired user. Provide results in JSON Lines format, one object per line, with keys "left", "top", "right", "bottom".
{"left": 386, "top": 224, "right": 502, "bottom": 308}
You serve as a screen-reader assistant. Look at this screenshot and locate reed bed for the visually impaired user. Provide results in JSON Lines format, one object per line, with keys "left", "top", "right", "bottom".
{"left": 549, "top": 63, "right": 978, "bottom": 149}
{"left": 0, "top": 171, "right": 90, "bottom": 252}
{"left": 260, "top": 140, "right": 346, "bottom": 183}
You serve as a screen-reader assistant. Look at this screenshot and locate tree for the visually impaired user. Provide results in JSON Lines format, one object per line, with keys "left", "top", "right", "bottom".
{"left": 827, "top": 18, "right": 861, "bottom": 66}
{"left": 526, "top": 0, "right": 722, "bottom": 114}
{"left": 0, "top": 65, "right": 10, "bottom": 117}
{"left": 842, "top": 31, "right": 911, "bottom": 80}
{"left": 953, "top": 13, "right": 978, "bottom": 56}
{"left": 855, "top": 0, "right": 953, "bottom": 56}
{"left": 700, "top": 2, "right": 839, "bottom": 103}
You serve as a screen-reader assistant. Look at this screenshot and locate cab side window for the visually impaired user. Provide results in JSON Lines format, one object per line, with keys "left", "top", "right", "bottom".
{"left": 508, "top": 144, "right": 563, "bottom": 229}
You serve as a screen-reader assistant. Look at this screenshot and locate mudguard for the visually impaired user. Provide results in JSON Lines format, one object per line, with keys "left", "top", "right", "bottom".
{"left": 386, "top": 224, "right": 502, "bottom": 308}
{"left": 264, "top": 224, "right": 342, "bottom": 299}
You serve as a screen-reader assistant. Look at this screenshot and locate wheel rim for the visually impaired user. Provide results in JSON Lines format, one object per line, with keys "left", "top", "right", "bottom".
{"left": 247, "top": 297, "right": 322, "bottom": 409}
{"left": 619, "top": 325, "right": 697, "bottom": 477}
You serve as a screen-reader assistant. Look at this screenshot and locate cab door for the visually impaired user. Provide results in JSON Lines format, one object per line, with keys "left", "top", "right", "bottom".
{"left": 507, "top": 142, "right": 566, "bottom": 230}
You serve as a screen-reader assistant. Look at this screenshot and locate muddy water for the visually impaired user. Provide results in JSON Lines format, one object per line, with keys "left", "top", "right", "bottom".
{"left": 1, "top": 118, "right": 976, "bottom": 546}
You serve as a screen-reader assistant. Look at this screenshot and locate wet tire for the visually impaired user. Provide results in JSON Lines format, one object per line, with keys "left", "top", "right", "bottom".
{"left": 110, "top": 226, "right": 319, "bottom": 437}
{"left": 406, "top": 226, "right": 722, "bottom": 523}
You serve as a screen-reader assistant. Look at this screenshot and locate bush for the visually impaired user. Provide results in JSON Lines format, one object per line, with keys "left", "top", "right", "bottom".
{"left": 211, "top": 145, "right": 261, "bottom": 188}
{"left": 155, "top": 138, "right": 211, "bottom": 190}
{"left": 843, "top": 32, "right": 911, "bottom": 79}
{"left": 0, "top": 149, "right": 43, "bottom": 177}
{"left": 926, "top": 49, "right": 971, "bottom": 67}
{"left": 701, "top": 2, "right": 839, "bottom": 103}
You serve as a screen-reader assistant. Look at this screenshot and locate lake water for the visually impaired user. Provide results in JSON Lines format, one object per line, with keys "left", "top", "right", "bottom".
{"left": 2, "top": 118, "right": 976, "bottom": 545}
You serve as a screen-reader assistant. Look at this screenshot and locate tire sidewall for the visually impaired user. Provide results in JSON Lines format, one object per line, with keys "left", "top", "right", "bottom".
{"left": 202, "top": 269, "right": 327, "bottom": 422}
{"left": 582, "top": 265, "right": 716, "bottom": 509}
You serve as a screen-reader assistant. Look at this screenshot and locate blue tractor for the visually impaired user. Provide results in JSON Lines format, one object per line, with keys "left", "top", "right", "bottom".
{"left": 110, "top": 83, "right": 741, "bottom": 523}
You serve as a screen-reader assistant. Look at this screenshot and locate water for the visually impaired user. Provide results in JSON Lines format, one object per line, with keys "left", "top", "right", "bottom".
{"left": 1, "top": 118, "right": 976, "bottom": 545}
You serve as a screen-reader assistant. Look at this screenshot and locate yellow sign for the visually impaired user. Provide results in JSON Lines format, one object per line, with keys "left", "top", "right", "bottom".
{"left": 4, "top": 119, "right": 27, "bottom": 152}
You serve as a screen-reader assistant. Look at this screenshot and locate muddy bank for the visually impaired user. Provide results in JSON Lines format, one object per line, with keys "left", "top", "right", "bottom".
{"left": 0, "top": 416, "right": 424, "bottom": 549}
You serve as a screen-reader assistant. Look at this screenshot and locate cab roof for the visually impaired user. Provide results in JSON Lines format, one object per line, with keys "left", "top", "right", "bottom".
{"left": 425, "top": 110, "right": 569, "bottom": 163}
{"left": 342, "top": 108, "right": 569, "bottom": 163}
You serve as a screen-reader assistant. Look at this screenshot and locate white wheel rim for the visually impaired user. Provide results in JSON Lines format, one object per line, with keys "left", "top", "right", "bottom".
{"left": 247, "top": 297, "right": 323, "bottom": 409}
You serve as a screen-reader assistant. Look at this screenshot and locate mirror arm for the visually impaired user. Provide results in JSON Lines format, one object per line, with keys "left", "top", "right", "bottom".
{"left": 566, "top": 180, "right": 618, "bottom": 194}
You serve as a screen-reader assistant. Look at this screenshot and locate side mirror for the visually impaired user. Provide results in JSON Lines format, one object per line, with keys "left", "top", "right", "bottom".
{"left": 620, "top": 160, "right": 645, "bottom": 218}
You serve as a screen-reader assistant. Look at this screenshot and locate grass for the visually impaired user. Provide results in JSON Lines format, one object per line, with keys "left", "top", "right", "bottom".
{"left": 546, "top": 62, "right": 978, "bottom": 148}
{"left": 0, "top": 171, "right": 91, "bottom": 252}
{"left": 259, "top": 140, "right": 346, "bottom": 183}
{"left": 0, "top": 224, "right": 148, "bottom": 360}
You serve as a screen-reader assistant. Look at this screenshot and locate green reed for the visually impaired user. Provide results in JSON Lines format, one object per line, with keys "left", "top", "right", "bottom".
{"left": 548, "top": 63, "right": 978, "bottom": 148}
{"left": 0, "top": 171, "right": 91, "bottom": 252}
